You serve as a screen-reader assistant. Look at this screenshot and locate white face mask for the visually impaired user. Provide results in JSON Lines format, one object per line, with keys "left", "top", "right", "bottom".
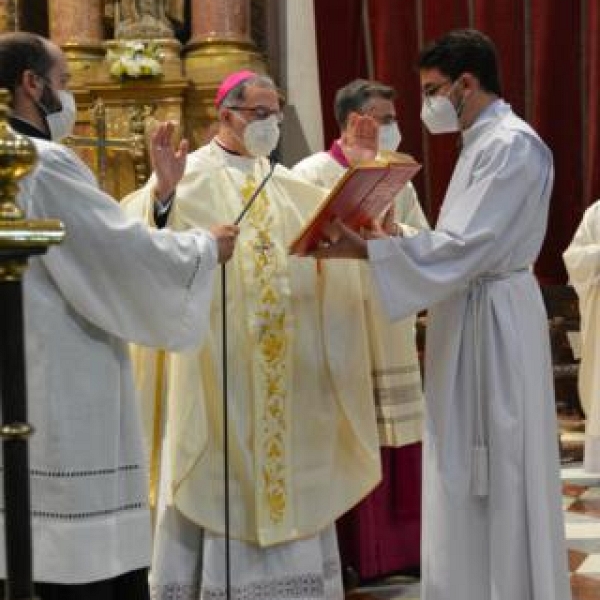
{"left": 420, "top": 95, "right": 459, "bottom": 134}
{"left": 378, "top": 122, "right": 402, "bottom": 151}
{"left": 242, "top": 115, "right": 280, "bottom": 158}
{"left": 45, "top": 89, "right": 77, "bottom": 141}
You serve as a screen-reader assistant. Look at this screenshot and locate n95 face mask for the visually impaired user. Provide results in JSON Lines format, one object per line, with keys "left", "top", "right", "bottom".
{"left": 420, "top": 95, "right": 459, "bottom": 134}
{"left": 45, "top": 90, "right": 77, "bottom": 141}
{"left": 378, "top": 122, "right": 402, "bottom": 151}
{"left": 38, "top": 81, "right": 77, "bottom": 142}
{"left": 243, "top": 115, "right": 280, "bottom": 158}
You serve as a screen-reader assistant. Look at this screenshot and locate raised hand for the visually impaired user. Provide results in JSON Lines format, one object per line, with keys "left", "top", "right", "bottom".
{"left": 150, "top": 121, "right": 189, "bottom": 202}
{"left": 340, "top": 112, "right": 378, "bottom": 165}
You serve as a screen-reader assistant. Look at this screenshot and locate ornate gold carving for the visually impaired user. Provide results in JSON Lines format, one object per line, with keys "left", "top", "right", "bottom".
{"left": 64, "top": 98, "right": 154, "bottom": 191}
{"left": 0, "top": 422, "right": 34, "bottom": 440}
{"left": 61, "top": 43, "right": 106, "bottom": 89}
{"left": 0, "top": 0, "right": 18, "bottom": 32}
{"left": 0, "top": 91, "right": 37, "bottom": 221}
{"left": 75, "top": 77, "right": 187, "bottom": 197}
{"left": 241, "top": 174, "right": 289, "bottom": 524}
{"left": 184, "top": 39, "right": 265, "bottom": 80}
{"left": 130, "top": 103, "right": 155, "bottom": 189}
{"left": 0, "top": 221, "right": 66, "bottom": 248}
{"left": 0, "top": 88, "right": 65, "bottom": 281}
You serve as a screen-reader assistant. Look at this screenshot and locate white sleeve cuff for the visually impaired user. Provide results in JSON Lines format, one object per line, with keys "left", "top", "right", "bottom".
{"left": 197, "top": 229, "right": 218, "bottom": 271}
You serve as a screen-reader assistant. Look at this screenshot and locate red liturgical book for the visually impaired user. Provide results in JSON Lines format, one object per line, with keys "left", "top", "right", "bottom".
{"left": 289, "top": 154, "right": 421, "bottom": 256}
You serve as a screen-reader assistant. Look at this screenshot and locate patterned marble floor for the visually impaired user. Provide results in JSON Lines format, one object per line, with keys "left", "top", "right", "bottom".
{"left": 563, "top": 463, "right": 600, "bottom": 599}
{"left": 348, "top": 435, "right": 600, "bottom": 599}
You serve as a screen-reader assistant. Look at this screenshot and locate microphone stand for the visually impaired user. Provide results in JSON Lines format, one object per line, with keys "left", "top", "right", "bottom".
{"left": 221, "top": 157, "right": 276, "bottom": 600}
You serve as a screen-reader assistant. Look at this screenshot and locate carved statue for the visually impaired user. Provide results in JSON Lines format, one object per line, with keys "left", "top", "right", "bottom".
{"left": 110, "top": 0, "right": 185, "bottom": 40}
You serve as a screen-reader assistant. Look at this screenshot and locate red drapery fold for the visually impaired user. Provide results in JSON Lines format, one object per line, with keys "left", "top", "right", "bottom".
{"left": 314, "top": 0, "right": 600, "bottom": 283}
{"left": 313, "top": 0, "right": 367, "bottom": 153}
{"left": 472, "top": 0, "right": 527, "bottom": 118}
{"left": 415, "top": 0, "right": 471, "bottom": 221}
{"left": 584, "top": 0, "right": 600, "bottom": 213}
{"left": 528, "top": 0, "right": 583, "bottom": 282}
{"left": 367, "top": 1, "right": 426, "bottom": 211}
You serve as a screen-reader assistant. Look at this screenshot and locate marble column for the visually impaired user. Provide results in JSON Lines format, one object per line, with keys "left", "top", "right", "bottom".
{"left": 191, "top": 0, "right": 252, "bottom": 44}
{"left": 49, "top": 0, "right": 103, "bottom": 45}
{"left": 185, "top": 0, "right": 267, "bottom": 147}
{"left": 48, "top": 0, "right": 105, "bottom": 87}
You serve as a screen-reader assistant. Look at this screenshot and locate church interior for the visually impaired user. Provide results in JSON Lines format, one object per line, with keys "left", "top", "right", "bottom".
{"left": 1, "top": 0, "right": 599, "bottom": 599}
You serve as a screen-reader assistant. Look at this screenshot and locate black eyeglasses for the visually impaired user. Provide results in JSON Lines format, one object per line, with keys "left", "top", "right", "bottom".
{"left": 422, "top": 80, "right": 452, "bottom": 107}
{"left": 229, "top": 105, "right": 284, "bottom": 123}
{"left": 360, "top": 112, "right": 398, "bottom": 126}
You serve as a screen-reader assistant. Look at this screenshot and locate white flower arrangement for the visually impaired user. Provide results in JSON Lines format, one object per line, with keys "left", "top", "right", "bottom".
{"left": 108, "top": 41, "right": 163, "bottom": 81}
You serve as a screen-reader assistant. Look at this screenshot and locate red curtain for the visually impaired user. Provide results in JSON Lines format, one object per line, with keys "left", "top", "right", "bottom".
{"left": 584, "top": 1, "right": 600, "bottom": 222}
{"left": 314, "top": 0, "right": 600, "bottom": 284}
{"left": 313, "top": 0, "right": 368, "bottom": 158}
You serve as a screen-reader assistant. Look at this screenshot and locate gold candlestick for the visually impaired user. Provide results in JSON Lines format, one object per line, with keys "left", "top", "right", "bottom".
{"left": 0, "top": 89, "right": 65, "bottom": 281}
{"left": 0, "top": 87, "right": 64, "bottom": 600}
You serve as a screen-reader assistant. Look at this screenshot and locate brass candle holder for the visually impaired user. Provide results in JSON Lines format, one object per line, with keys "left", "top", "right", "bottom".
{"left": 0, "top": 88, "right": 64, "bottom": 600}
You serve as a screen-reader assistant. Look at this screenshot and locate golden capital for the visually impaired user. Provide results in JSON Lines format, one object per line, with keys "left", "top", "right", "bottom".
{"left": 0, "top": 422, "right": 35, "bottom": 440}
{"left": 0, "top": 88, "right": 65, "bottom": 282}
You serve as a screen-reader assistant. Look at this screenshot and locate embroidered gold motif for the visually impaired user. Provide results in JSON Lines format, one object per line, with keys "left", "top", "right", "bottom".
{"left": 241, "top": 174, "right": 289, "bottom": 524}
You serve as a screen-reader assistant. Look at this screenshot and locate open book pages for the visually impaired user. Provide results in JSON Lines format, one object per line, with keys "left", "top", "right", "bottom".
{"left": 289, "top": 153, "right": 421, "bottom": 256}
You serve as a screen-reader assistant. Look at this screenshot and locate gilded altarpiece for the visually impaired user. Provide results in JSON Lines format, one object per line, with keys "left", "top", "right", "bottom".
{"left": 0, "top": 0, "right": 17, "bottom": 32}
{"left": 71, "top": 76, "right": 188, "bottom": 200}
{"left": 4, "top": 0, "right": 274, "bottom": 198}
{"left": 67, "top": 36, "right": 189, "bottom": 200}
{"left": 50, "top": 0, "right": 190, "bottom": 199}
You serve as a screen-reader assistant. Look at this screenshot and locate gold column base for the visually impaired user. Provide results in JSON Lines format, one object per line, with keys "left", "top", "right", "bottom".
{"left": 0, "top": 218, "right": 65, "bottom": 282}
{"left": 61, "top": 42, "right": 106, "bottom": 89}
{"left": 81, "top": 79, "right": 189, "bottom": 198}
{"left": 184, "top": 39, "right": 267, "bottom": 84}
{"left": 0, "top": 422, "right": 35, "bottom": 440}
{"left": 183, "top": 40, "right": 268, "bottom": 148}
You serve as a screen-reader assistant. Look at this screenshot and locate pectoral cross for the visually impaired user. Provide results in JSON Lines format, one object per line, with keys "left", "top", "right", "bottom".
{"left": 254, "top": 242, "right": 273, "bottom": 253}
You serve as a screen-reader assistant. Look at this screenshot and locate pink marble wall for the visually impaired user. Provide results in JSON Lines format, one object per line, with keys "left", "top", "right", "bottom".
{"left": 191, "top": 0, "right": 251, "bottom": 42}
{"left": 49, "top": 0, "right": 103, "bottom": 44}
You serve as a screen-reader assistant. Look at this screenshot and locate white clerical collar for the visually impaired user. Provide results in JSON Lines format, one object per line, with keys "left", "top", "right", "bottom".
{"left": 210, "top": 138, "right": 258, "bottom": 174}
{"left": 462, "top": 99, "right": 509, "bottom": 147}
{"left": 209, "top": 139, "right": 275, "bottom": 187}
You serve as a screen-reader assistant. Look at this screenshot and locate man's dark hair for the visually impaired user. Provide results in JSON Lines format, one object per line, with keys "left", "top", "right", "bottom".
{"left": 334, "top": 79, "right": 396, "bottom": 129}
{"left": 418, "top": 29, "right": 502, "bottom": 96}
{"left": 0, "top": 32, "right": 52, "bottom": 102}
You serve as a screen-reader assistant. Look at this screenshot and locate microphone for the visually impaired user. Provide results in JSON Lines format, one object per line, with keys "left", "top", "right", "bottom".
{"left": 234, "top": 154, "right": 277, "bottom": 226}
{"left": 222, "top": 151, "right": 276, "bottom": 599}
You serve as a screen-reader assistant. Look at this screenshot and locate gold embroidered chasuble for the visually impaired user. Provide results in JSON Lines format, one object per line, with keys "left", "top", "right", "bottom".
{"left": 292, "top": 151, "right": 426, "bottom": 448}
{"left": 124, "top": 142, "right": 381, "bottom": 546}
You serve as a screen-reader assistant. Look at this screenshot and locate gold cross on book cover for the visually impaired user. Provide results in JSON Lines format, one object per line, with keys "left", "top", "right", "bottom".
{"left": 289, "top": 151, "right": 421, "bottom": 256}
